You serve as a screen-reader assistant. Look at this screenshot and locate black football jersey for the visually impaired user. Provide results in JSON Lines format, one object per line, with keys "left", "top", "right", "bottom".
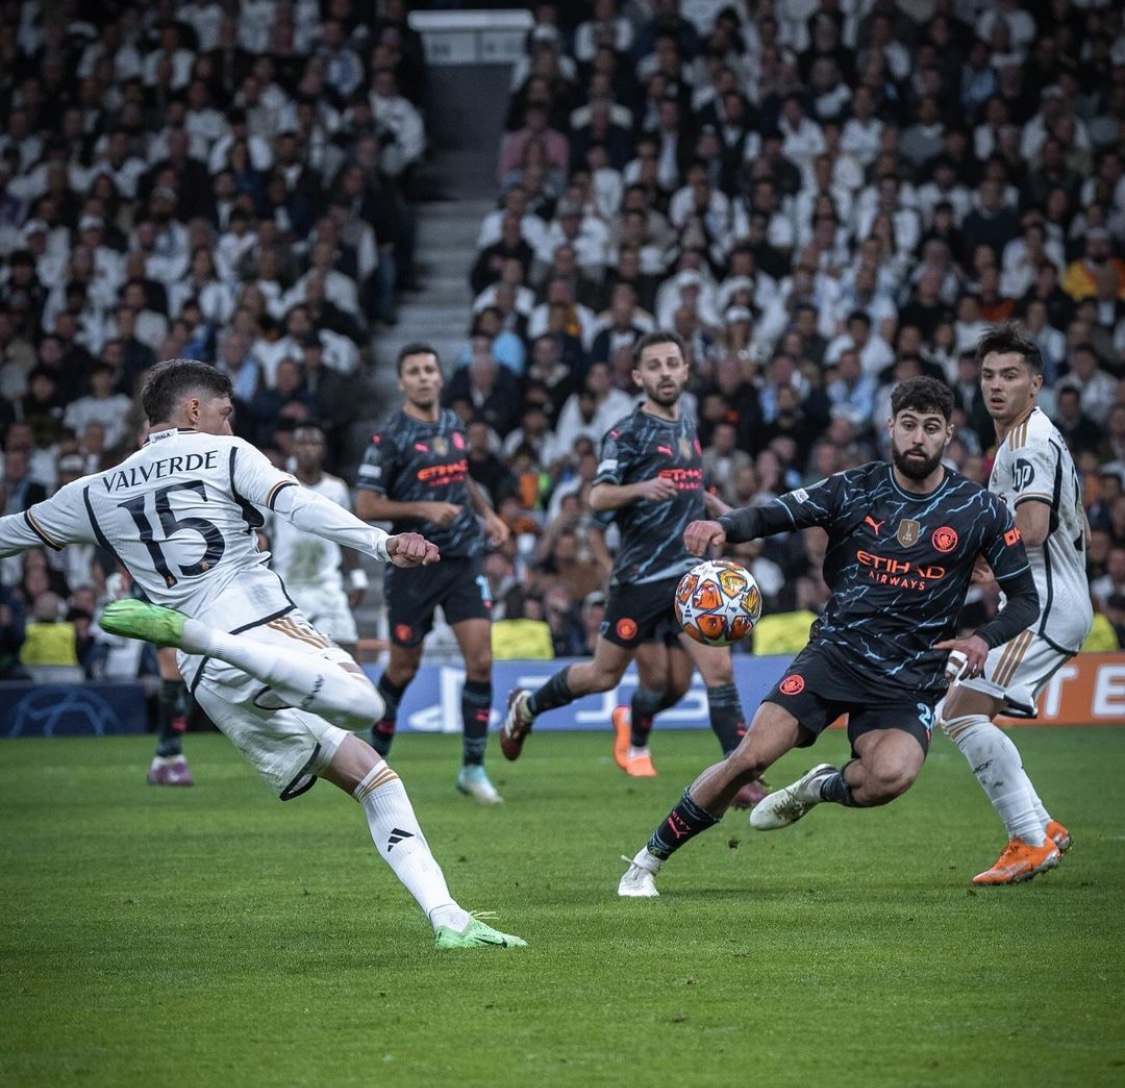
{"left": 594, "top": 407, "right": 705, "bottom": 586}
{"left": 356, "top": 408, "right": 482, "bottom": 557}
{"left": 721, "top": 462, "right": 1032, "bottom": 698}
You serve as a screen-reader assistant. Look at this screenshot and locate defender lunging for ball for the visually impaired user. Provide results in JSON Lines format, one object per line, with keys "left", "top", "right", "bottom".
{"left": 619, "top": 377, "right": 1040, "bottom": 897}
{"left": 500, "top": 331, "right": 763, "bottom": 800}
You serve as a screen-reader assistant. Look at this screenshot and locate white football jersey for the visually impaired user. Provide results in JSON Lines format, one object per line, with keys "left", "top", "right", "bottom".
{"left": 1, "top": 428, "right": 309, "bottom": 633}
{"left": 989, "top": 407, "right": 1093, "bottom": 653}
{"left": 268, "top": 473, "right": 350, "bottom": 592}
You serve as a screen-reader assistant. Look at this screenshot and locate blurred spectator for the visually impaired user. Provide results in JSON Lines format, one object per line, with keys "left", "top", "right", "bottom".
{"left": 1058, "top": 342, "right": 1118, "bottom": 426}
{"left": 466, "top": 416, "right": 518, "bottom": 507}
{"left": 443, "top": 340, "right": 522, "bottom": 437}
{"left": 1062, "top": 228, "right": 1125, "bottom": 303}
{"left": 701, "top": 420, "right": 752, "bottom": 507}
{"left": 541, "top": 580, "right": 585, "bottom": 657}
{"left": 533, "top": 491, "right": 611, "bottom": 601}
{"left": 1102, "top": 593, "right": 1125, "bottom": 649}
{"left": 18, "top": 590, "right": 78, "bottom": 668}
{"left": 552, "top": 359, "right": 633, "bottom": 453}
{"left": 61, "top": 363, "right": 132, "bottom": 450}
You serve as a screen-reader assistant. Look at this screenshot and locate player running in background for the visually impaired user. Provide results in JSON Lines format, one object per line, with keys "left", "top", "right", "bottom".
{"left": 938, "top": 324, "right": 1091, "bottom": 885}
{"left": 355, "top": 344, "right": 509, "bottom": 805}
{"left": 0, "top": 359, "right": 524, "bottom": 950}
{"left": 618, "top": 376, "right": 1040, "bottom": 897}
{"left": 500, "top": 330, "right": 767, "bottom": 806}
{"left": 147, "top": 645, "right": 193, "bottom": 785}
{"left": 268, "top": 423, "right": 366, "bottom": 659}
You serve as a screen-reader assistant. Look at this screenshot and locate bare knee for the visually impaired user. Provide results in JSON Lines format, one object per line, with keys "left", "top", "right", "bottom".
{"left": 463, "top": 650, "right": 492, "bottom": 684}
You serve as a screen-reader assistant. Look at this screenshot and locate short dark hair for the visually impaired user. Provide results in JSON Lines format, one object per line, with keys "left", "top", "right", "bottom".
{"left": 141, "top": 358, "right": 232, "bottom": 424}
{"left": 975, "top": 322, "right": 1044, "bottom": 377}
{"left": 396, "top": 341, "right": 440, "bottom": 374}
{"left": 890, "top": 375, "right": 954, "bottom": 421}
{"left": 632, "top": 329, "right": 687, "bottom": 366}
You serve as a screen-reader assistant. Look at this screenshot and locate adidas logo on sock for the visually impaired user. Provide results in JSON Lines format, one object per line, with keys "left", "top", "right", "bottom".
{"left": 387, "top": 827, "right": 414, "bottom": 850}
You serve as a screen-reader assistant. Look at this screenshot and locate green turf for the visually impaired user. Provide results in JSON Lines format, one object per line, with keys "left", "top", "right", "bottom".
{"left": 1, "top": 727, "right": 1122, "bottom": 1088}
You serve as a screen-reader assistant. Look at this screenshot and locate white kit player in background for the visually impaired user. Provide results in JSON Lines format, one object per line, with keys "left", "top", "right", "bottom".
{"left": 0, "top": 359, "right": 525, "bottom": 950}
{"left": 940, "top": 325, "right": 1092, "bottom": 886}
{"left": 267, "top": 423, "right": 365, "bottom": 657}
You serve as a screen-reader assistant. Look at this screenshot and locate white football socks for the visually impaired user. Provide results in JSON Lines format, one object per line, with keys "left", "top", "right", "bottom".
{"left": 182, "top": 617, "right": 383, "bottom": 729}
{"left": 353, "top": 764, "right": 469, "bottom": 931}
{"left": 941, "top": 714, "right": 1048, "bottom": 845}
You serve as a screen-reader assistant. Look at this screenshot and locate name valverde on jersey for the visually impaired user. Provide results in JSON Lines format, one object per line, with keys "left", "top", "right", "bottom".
{"left": 0, "top": 428, "right": 391, "bottom": 685}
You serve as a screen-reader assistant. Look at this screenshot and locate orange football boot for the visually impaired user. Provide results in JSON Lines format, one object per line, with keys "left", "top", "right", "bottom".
{"left": 972, "top": 838, "right": 1061, "bottom": 885}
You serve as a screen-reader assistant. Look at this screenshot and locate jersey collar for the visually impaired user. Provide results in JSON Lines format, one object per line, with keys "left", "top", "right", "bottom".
{"left": 145, "top": 426, "right": 196, "bottom": 445}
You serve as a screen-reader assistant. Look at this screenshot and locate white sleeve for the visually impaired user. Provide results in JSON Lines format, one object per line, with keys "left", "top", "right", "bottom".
{"left": 1011, "top": 434, "right": 1058, "bottom": 507}
{"left": 229, "top": 438, "right": 390, "bottom": 561}
{"left": 0, "top": 481, "right": 96, "bottom": 556}
{"left": 271, "top": 484, "right": 390, "bottom": 562}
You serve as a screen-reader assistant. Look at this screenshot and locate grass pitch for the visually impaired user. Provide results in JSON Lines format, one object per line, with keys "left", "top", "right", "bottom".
{"left": 1, "top": 726, "right": 1122, "bottom": 1088}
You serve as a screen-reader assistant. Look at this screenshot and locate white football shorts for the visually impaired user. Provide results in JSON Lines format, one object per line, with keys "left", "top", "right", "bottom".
{"left": 954, "top": 628, "right": 1075, "bottom": 718}
{"left": 188, "top": 612, "right": 363, "bottom": 798}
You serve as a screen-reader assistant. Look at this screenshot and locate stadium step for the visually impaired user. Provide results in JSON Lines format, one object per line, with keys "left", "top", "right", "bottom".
{"left": 352, "top": 150, "right": 497, "bottom": 648}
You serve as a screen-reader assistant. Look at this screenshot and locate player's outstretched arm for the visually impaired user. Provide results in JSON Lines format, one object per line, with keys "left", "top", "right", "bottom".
{"left": 386, "top": 533, "right": 440, "bottom": 568}
{"left": 271, "top": 482, "right": 398, "bottom": 563}
{"left": 683, "top": 519, "right": 727, "bottom": 556}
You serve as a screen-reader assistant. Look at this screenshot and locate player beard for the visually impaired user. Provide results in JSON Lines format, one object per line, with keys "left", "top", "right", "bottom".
{"left": 892, "top": 444, "right": 944, "bottom": 481}
{"left": 647, "top": 382, "right": 681, "bottom": 408}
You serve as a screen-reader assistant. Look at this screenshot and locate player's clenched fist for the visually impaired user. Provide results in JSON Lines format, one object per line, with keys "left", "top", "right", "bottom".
{"left": 387, "top": 532, "right": 440, "bottom": 567}
{"left": 683, "top": 519, "right": 727, "bottom": 556}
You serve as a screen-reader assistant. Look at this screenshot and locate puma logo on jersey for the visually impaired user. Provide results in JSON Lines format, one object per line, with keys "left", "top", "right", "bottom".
{"left": 865, "top": 515, "right": 885, "bottom": 535}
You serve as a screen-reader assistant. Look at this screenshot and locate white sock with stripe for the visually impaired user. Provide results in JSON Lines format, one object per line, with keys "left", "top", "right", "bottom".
{"left": 353, "top": 764, "right": 469, "bottom": 930}
{"left": 941, "top": 714, "right": 1047, "bottom": 845}
{"left": 183, "top": 618, "right": 383, "bottom": 729}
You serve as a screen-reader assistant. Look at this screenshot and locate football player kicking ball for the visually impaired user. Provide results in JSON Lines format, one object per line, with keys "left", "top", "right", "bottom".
{"left": 0, "top": 359, "right": 524, "bottom": 950}
{"left": 619, "top": 376, "right": 1040, "bottom": 897}
{"left": 937, "top": 325, "right": 1090, "bottom": 885}
{"left": 500, "top": 331, "right": 766, "bottom": 806}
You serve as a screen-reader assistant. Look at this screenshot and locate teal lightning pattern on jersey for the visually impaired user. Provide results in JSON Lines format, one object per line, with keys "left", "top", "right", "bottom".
{"left": 723, "top": 463, "right": 1032, "bottom": 698}
{"left": 355, "top": 408, "right": 482, "bottom": 558}
{"left": 594, "top": 407, "right": 705, "bottom": 585}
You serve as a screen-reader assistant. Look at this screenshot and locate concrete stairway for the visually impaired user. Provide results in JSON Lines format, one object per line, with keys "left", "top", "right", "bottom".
{"left": 350, "top": 149, "right": 499, "bottom": 651}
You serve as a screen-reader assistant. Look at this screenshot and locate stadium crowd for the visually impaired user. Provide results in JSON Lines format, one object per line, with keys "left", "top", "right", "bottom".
{"left": 2, "top": 0, "right": 1125, "bottom": 686}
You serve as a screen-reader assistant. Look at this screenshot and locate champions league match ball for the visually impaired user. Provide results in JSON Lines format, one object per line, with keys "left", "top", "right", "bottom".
{"left": 674, "top": 559, "right": 763, "bottom": 647}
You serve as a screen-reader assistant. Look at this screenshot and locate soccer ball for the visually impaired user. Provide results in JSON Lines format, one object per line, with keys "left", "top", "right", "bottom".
{"left": 674, "top": 559, "right": 762, "bottom": 646}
